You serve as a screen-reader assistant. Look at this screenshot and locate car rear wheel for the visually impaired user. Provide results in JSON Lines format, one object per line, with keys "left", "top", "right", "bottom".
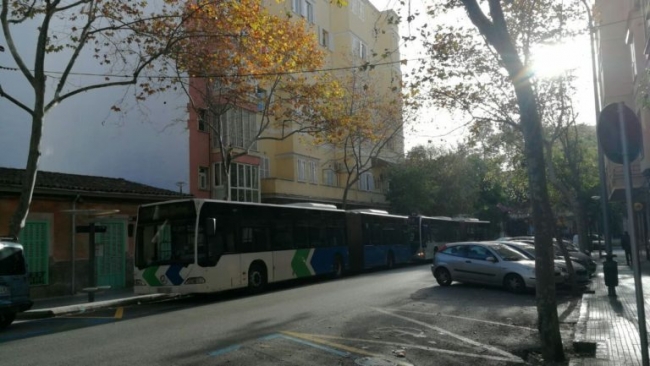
{"left": 435, "top": 267, "right": 452, "bottom": 286}
{"left": 504, "top": 273, "right": 525, "bottom": 294}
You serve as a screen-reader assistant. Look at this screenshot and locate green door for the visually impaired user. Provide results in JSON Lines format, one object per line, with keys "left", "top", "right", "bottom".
{"left": 19, "top": 221, "right": 50, "bottom": 286}
{"left": 95, "top": 221, "right": 126, "bottom": 288}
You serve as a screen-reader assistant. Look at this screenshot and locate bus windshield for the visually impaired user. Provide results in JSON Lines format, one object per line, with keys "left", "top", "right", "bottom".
{"left": 137, "top": 220, "right": 197, "bottom": 268}
{"left": 136, "top": 201, "right": 198, "bottom": 269}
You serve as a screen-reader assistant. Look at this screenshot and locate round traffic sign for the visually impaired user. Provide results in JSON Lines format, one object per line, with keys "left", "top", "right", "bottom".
{"left": 597, "top": 103, "right": 642, "bottom": 164}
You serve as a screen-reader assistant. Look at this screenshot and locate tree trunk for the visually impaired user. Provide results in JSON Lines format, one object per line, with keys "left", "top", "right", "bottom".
{"left": 575, "top": 202, "right": 590, "bottom": 253}
{"left": 517, "top": 84, "right": 565, "bottom": 362}
{"left": 9, "top": 114, "right": 44, "bottom": 237}
{"left": 458, "top": 1, "right": 566, "bottom": 359}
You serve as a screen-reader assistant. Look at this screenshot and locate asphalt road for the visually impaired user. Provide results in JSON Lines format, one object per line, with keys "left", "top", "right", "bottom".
{"left": 0, "top": 265, "right": 581, "bottom": 365}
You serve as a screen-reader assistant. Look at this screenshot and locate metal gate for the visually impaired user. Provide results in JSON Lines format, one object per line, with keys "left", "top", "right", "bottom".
{"left": 19, "top": 221, "right": 50, "bottom": 286}
{"left": 95, "top": 221, "right": 126, "bottom": 288}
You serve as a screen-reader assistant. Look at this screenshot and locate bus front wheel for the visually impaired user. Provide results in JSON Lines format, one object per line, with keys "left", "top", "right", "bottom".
{"left": 248, "top": 263, "right": 267, "bottom": 293}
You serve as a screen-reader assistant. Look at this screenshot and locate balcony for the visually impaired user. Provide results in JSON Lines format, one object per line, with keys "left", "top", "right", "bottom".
{"left": 261, "top": 178, "right": 389, "bottom": 208}
{"left": 606, "top": 159, "right": 645, "bottom": 201}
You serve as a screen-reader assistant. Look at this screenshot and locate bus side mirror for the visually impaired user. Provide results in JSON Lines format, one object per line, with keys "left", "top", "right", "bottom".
{"left": 205, "top": 218, "right": 216, "bottom": 236}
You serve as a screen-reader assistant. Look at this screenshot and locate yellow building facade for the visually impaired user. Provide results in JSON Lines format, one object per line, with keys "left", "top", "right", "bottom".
{"left": 188, "top": 0, "right": 404, "bottom": 209}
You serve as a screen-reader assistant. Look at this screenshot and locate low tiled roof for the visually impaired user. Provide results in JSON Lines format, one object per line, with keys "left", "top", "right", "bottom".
{"left": 0, "top": 167, "right": 187, "bottom": 197}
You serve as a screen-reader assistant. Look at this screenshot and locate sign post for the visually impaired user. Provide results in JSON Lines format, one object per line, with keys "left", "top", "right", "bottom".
{"left": 598, "top": 102, "right": 648, "bottom": 366}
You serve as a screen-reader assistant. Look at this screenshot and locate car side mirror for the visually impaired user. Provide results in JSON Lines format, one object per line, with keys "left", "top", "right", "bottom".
{"left": 486, "top": 256, "right": 497, "bottom": 263}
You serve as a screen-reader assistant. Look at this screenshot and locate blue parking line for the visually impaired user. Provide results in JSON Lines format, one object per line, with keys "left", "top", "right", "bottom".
{"left": 275, "top": 334, "right": 350, "bottom": 358}
{"left": 208, "top": 344, "right": 241, "bottom": 357}
{"left": 209, "top": 333, "right": 349, "bottom": 358}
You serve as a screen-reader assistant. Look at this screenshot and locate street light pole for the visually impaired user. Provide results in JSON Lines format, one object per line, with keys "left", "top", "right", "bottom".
{"left": 582, "top": 0, "right": 615, "bottom": 296}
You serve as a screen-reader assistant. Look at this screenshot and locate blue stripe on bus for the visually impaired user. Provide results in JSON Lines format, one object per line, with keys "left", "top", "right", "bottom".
{"left": 166, "top": 265, "right": 184, "bottom": 285}
{"left": 310, "top": 247, "right": 348, "bottom": 275}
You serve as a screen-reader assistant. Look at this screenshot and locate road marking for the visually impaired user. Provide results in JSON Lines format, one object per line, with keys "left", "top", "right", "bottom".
{"left": 282, "top": 332, "right": 413, "bottom": 366}
{"left": 373, "top": 308, "right": 523, "bottom": 362}
{"left": 308, "top": 334, "right": 524, "bottom": 363}
{"left": 208, "top": 344, "right": 241, "bottom": 357}
{"left": 264, "top": 333, "right": 349, "bottom": 357}
{"left": 114, "top": 307, "right": 124, "bottom": 319}
{"left": 384, "top": 308, "right": 537, "bottom": 331}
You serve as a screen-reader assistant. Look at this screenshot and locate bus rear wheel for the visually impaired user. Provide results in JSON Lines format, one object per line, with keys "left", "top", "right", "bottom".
{"left": 0, "top": 312, "right": 16, "bottom": 329}
{"left": 248, "top": 263, "right": 267, "bottom": 293}
{"left": 333, "top": 256, "right": 343, "bottom": 278}
{"left": 387, "top": 252, "right": 395, "bottom": 269}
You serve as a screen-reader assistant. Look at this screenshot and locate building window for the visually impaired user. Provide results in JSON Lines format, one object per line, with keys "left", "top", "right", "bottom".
{"left": 214, "top": 162, "right": 260, "bottom": 202}
{"left": 214, "top": 107, "right": 258, "bottom": 151}
{"left": 296, "top": 158, "right": 318, "bottom": 183}
{"left": 293, "top": 0, "right": 314, "bottom": 23}
{"left": 198, "top": 166, "right": 209, "bottom": 190}
{"left": 352, "top": 36, "right": 368, "bottom": 60}
{"left": 297, "top": 159, "right": 307, "bottom": 182}
{"left": 351, "top": 0, "right": 365, "bottom": 20}
{"left": 323, "top": 169, "right": 337, "bottom": 186}
{"left": 260, "top": 156, "right": 270, "bottom": 178}
{"left": 629, "top": 37, "right": 637, "bottom": 81}
{"left": 320, "top": 28, "right": 330, "bottom": 48}
{"left": 198, "top": 109, "right": 207, "bottom": 132}
{"left": 309, "top": 161, "right": 318, "bottom": 183}
{"left": 359, "top": 172, "right": 374, "bottom": 191}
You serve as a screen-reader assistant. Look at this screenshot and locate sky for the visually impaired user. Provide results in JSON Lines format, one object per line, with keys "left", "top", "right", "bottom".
{"left": 369, "top": 0, "right": 596, "bottom": 151}
{"left": 0, "top": 0, "right": 595, "bottom": 191}
{"left": 0, "top": 12, "right": 190, "bottom": 192}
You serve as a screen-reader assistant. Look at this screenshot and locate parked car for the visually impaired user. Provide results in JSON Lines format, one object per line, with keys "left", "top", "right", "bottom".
{"left": 0, "top": 237, "right": 32, "bottom": 329}
{"left": 498, "top": 236, "right": 597, "bottom": 275}
{"left": 498, "top": 241, "right": 590, "bottom": 285}
{"left": 431, "top": 241, "right": 563, "bottom": 293}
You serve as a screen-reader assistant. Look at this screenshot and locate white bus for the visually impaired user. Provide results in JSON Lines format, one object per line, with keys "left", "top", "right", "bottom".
{"left": 134, "top": 199, "right": 348, "bottom": 294}
{"left": 133, "top": 199, "right": 413, "bottom": 295}
{"left": 408, "top": 215, "right": 492, "bottom": 261}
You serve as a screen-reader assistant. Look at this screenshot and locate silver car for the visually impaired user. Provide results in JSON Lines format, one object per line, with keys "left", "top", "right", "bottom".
{"left": 431, "top": 241, "right": 563, "bottom": 293}
{"left": 498, "top": 241, "right": 590, "bottom": 285}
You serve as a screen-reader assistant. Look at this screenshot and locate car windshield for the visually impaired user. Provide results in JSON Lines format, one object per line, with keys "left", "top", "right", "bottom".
{"left": 491, "top": 244, "right": 529, "bottom": 261}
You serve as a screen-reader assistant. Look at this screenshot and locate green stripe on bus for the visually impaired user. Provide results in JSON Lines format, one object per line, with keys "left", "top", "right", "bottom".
{"left": 292, "top": 249, "right": 312, "bottom": 277}
{"left": 143, "top": 266, "right": 162, "bottom": 286}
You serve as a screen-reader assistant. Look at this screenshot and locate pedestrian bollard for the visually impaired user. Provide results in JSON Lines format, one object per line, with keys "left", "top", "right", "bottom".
{"left": 603, "top": 254, "right": 618, "bottom": 297}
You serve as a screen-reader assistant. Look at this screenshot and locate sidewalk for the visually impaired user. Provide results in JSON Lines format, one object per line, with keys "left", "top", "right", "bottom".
{"left": 17, "top": 288, "right": 178, "bottom": 320}
{"left": 572, "top": 248, "right": 650, "bottom": 365}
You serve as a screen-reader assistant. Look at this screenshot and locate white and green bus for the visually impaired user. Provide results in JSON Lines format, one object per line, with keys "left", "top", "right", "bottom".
{"left": 134, "top": 199, "right": 349, "bottom": 295}
{"left": 133, "top": 199, "right": 414, "bottom": 295}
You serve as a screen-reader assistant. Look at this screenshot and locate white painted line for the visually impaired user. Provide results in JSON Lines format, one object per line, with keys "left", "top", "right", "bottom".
{"left": 312, "top": 334, "right": 524, "bottom": 363}
{"left": 384, "top": 308, "right": 537, "bottom": 331}
{"left": 373, "top": 307, "right": 523, "bottom": 362}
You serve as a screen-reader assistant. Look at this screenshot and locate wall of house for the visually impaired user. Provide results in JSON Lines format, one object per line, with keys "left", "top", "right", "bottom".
{"left": 0, "top": 195, "right": 158, "bottom": 298}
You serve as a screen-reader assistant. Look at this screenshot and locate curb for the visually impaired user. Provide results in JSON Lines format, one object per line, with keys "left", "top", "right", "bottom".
{"left": 16, "top": 293, "right": 178, "bottom": 320}
{"left": 572, "top": 291, "right": 597, "bottom": 356}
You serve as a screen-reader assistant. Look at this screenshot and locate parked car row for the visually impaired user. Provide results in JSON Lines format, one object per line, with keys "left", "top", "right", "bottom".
{"left": 498, "top": 236, "right": 597, "bottom": 275}
{"left": 431, "top": 239, "right": 594, "bottom": 294}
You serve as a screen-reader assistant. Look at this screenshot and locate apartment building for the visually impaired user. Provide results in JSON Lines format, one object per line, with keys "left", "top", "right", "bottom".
{"left": 595, "top": 0, "right": 650, "bottom": 242}
{"left": 187, "top": 0, "right": 404, "bottom": 209}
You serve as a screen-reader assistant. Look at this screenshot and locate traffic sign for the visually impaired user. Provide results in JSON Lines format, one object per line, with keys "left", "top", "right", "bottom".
{"left": 597, "top": 102, "right": 642, "bottom": 164}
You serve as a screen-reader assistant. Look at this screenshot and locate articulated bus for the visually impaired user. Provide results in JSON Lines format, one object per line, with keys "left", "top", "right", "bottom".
{"left": 133, "top": 199, "right": 412, "bottom": 295}
{"left": 408, "top": 215, "right": 492, "bottom": 261}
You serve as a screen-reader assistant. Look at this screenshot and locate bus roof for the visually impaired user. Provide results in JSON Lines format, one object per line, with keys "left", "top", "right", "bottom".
{"left": 282, "top": 202, "right": 339, "bottom": 210}
{"left": 139, "top": 198, "right": 346, "bottom": 213}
